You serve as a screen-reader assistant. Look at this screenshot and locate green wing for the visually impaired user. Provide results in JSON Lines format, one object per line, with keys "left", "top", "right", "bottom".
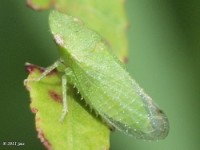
{"left": 70, "top": 43, "right": 168, "bottom": 140}
{"left": 49, "top": 10, "right": 169, "bottom": 140}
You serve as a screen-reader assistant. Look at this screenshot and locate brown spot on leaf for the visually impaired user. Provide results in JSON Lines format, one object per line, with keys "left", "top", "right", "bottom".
{"left": 37, "top": 128, "right": 52, "bottom": 150}
{"left": 123, "top": 57, "right": 128, "bottom": 63}
{"left": 31, "top": 107, "right": 38, "bottom": 113}
{"left": 49, "top": 90, "right": 62, "bottom": 103}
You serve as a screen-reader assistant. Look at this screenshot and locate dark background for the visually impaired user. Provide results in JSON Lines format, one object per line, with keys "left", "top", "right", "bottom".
{"left": 0, "top": 0, "right": 200, "bottom": 149}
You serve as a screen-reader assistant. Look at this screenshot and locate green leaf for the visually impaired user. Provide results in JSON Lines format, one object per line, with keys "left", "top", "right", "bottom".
{"left": 26, "top": 0, "right": 53, "bottom": 10}
{"left": 26, "top": 0, "right": 128, "bottom": 62}
{"left": 24, "top": 64, "right": 110, "bottom": 150}
{"left": 54, "top": 0, "right": 128, "bottom": 62}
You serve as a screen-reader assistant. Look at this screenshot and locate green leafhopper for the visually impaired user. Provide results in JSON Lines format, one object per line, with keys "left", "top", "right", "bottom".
{"left": 30, "top": 10, "right": 169, "bottom": 140}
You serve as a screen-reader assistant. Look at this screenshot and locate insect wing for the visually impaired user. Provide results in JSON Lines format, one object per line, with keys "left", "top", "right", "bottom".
{"left": 70, "top": 44, "right": 169, "bottom": 140}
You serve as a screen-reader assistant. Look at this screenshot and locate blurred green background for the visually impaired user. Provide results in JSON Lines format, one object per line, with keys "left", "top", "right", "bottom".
{"left": 0, "top": 0, "right": 200, "bottom": 149}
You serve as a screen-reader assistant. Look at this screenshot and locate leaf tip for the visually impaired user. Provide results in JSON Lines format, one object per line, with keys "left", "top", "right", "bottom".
{"left": 26, "top": 0, "right": 54, "bottom": 11}
{"left": 25, "top": 63, "right": 44, "bottom": 73}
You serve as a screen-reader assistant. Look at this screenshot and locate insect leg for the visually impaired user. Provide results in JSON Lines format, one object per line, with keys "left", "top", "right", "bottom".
{"left": 59, "top": 75, "right": 68, "bottom": 122}
{"left": 24, "top": 58, "right": 64, "bottom": 84}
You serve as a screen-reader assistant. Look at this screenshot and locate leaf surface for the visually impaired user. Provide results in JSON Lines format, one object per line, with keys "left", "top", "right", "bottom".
{"left": 25, "top": 64, "right": 110, "bottom": 150}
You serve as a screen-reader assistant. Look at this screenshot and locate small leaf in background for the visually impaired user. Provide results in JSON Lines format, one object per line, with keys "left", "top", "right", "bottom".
{"left": 26, "top": 0, "right": 128, "bottom": 62}
{"left": 24, "top": 64, "right": 110, "bottom": 150}
{"left": 27, "top": 0, "right": 54, "bottom": 10}
{"left": 54, "top": 0, "right": 128, "bottom": 62}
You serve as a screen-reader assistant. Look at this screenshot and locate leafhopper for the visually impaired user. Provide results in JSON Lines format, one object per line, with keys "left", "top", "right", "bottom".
{"left": 27, "top": 10, "right": 169, "bottom": 140}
